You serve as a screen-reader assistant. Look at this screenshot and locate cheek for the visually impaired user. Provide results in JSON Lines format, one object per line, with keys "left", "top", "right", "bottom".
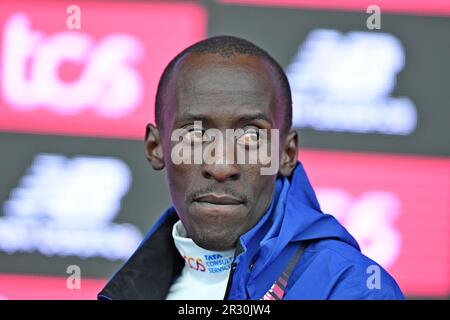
{"left": 165, "top": 164, "right": 192, "bottom": 203}
{"left": 166, "top": 162, "right": 206, "bottom": 206}
{"left": 245, "top": 169, "right": 277, "bottom": 202}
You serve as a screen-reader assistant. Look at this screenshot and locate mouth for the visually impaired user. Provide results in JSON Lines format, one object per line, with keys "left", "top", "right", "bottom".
{"left": 192, "top": 193, "right": 246, "bottom": 215}
{"left": 193, "top": 193, "right": 244, "bottom": 205}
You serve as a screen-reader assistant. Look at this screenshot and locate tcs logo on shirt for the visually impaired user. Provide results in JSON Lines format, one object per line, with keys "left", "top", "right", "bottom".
{"left": 182, "top": 255, "right": 206, "bottom": 272}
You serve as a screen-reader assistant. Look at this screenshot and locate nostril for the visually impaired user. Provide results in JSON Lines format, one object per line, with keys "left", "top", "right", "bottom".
{"left": 203, "top": 171, "right": 212, "bottom": 179}
{"left": 202, "top": 164, "right": 240, "bottom": 182}
{"left": 229, "top": 172, "right": 239, "bottom": 181}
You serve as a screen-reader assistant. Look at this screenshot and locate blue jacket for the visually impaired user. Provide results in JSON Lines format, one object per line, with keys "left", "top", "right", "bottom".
{"left": 98, "top": 161, "right": 404, "bottom": 300}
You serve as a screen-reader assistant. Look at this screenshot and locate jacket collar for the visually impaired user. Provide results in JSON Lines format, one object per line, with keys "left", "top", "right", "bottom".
{"left": 98, "top": 210, "right": 184, "bottom": 300}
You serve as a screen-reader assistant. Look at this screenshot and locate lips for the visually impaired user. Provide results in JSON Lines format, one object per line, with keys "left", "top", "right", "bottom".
{"left": 194, "top": 193, "right": 244, "bottom": 205}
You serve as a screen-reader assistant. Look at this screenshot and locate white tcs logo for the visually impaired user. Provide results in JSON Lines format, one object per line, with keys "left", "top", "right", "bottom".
{"left": 1, "top": 13, "right": 144, "bottom": 117}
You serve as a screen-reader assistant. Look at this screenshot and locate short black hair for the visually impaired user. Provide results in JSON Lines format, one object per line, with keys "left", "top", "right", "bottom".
{"left": 154, "top": 35, "right": 292, "bottom": 133}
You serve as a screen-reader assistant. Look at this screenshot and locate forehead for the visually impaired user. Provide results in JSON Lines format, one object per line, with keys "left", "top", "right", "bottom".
{"left": 165, "top": 53, "right": 279, "bottom": 128}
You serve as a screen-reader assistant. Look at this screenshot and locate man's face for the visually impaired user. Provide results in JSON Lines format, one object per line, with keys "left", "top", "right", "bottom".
{"left": 155, "top": 53, "right": 288, "bottom": 251}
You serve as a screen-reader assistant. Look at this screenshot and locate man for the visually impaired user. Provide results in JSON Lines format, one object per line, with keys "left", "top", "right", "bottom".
{"left": 98, "top": 36, "right": 404, "bottom": 300}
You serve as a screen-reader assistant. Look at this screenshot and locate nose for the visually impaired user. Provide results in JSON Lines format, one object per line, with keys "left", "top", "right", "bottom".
{"left": 202, "top": 162, "right": 240, "bottom": 181}
{"left": 201, "top": 132, "right": 240, "bottom": 182}
{"left": 201, "top": 146, "right": 240, "bottom": 181}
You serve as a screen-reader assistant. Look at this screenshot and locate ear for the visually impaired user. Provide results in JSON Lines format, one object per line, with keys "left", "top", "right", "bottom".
{"left": 145, "top": 123, "right": 165, "bottom": 170}
{"left": 278, "top": 130, "right": 298, "bottom": 177}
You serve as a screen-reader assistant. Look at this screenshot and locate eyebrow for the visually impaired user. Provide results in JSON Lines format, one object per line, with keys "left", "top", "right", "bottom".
{"left": 174, "top": 111, "right": 273, "bottom": 127}
{"left": 174, "top": 112, "right": 211, "bottom": 126}
{"left": 236, "top": 112, "right": 273, "bottom": 126}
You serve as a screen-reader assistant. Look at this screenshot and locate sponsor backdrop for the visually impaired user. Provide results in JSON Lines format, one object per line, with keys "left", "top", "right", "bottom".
{"left": 0, "top": 0, "right": 448, "bottom": 299}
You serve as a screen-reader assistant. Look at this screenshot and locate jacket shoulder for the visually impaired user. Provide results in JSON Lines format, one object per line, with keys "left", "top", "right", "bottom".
{"left": 285, "top": 239, "right": 404, "bottom": 300}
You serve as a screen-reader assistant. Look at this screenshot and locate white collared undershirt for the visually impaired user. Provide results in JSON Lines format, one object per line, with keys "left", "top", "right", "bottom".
{"left": 165, "top": 220, "right": 236, "bottom": 300}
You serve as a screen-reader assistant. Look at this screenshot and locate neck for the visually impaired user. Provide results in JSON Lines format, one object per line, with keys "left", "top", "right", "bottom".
{"left": 172, "top": 220, "right": 236, "bottom": 283}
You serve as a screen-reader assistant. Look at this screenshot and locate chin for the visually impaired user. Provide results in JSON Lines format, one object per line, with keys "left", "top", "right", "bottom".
{"left": 192, "top": 229, "right": 240, "bottom": 251}
{"left": 195, "top": 240, "right": 236, "bottom": 252}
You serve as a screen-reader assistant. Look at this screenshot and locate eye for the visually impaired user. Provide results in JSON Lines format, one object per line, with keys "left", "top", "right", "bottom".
{"left": 237, "top": 127, "right": 260, "bottom": 147}
{"left": 183, "top": 128, "right": 205, "bottom": 144}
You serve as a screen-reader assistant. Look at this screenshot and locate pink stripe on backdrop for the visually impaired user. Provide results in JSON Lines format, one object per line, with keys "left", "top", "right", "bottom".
{"left": 0, "top": 273, "right": 107, "bottom": 300}
{"left": 219, "top": 0, "right": 450, "bottom": 17}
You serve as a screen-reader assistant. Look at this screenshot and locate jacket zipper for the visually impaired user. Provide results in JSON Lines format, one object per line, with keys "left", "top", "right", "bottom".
{"left": 223, "top": 262, "right": 237, "bottom": 300}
